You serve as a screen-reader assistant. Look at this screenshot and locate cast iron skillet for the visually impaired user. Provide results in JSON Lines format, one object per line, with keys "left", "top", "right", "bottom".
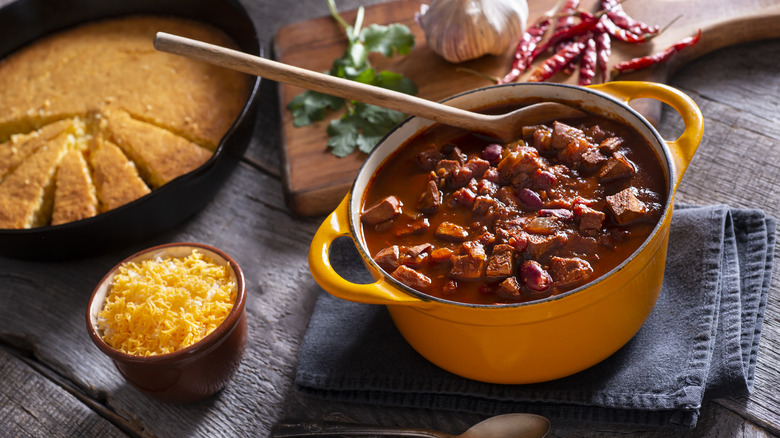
{"left": 0, "top": 0, "right": 261, "bottom": 260}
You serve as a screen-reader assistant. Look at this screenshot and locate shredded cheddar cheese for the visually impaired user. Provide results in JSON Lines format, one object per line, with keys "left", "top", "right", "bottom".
{"left": 97, "top": 250, "right": 236, "bottom": 356}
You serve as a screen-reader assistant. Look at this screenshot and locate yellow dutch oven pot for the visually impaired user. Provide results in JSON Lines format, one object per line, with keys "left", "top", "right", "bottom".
{"left": 309, "top": 81, "right": 703, "bottom": 384}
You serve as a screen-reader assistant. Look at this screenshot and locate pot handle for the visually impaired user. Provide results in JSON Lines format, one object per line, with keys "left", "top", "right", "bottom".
{"left": 308, "top": 195, "right": 429, "bottom": 307}
{"left": 587, "top": 81, "right": 703, "bottom": 187}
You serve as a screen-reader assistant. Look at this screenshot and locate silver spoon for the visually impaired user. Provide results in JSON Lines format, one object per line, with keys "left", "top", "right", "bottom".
{"left": 153, "top": 32, "right": 584, "bottom": 144}
{"left": 271, "top": 413, "right": 551, "bottom": 438}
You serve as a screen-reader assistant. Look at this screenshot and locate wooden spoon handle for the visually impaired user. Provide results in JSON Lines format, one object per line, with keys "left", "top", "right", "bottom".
{"left": 153, "top": 32, "right": 492, "bottom": 131}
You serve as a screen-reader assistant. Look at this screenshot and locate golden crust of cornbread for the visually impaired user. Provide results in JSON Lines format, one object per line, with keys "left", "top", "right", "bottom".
{"left": 100, "top": 108, "right": 212, "bottom": 188}
{"left": 0, "top": 132, "right": 70, "bottom": 228}
{"left": 0, "top": 118, "right": 83, "bottom": 182}
{"left": 0, "top": 15, "right": 252, "bottom": 229}
{"left": 0, "top": 15, "right": 251, "bottom": 146}
{"left": 51, "top": 150, "right": 98, "bottom": 225}
{"left": 89, "top": 134, "right": 151, "bottom": 212}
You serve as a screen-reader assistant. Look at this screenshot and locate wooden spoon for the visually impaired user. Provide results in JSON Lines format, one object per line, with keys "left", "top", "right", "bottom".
{"left": 271, "top": 413, "right": 551, "bottom": 437}
{"left": 154, "top": 32, "right": 584, "bottom": 144}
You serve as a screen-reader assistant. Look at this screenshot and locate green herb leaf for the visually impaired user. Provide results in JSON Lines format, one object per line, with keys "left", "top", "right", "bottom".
{"left": 361, "top": 23, "right": 415, "bottom": 57}
{"left": 289, "top": 1, "right": 417, "bottom": 157}
{"left": 286, "top": 90, "right": 344, "bottom": 127}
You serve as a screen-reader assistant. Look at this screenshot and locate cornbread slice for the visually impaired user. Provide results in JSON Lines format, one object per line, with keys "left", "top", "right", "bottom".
{"left": 0, "top": 16, "right": 251, "bottom": 147}
{"left": 100, "top": 108, "right": 212, "bottom": 188}
{"left": 0, "top": 132, "right": 70, "bottom": 228}
{"left": 0, "top": 118, "right": 83, "bottom": 182}
{"left": 89, "top": 134, "right": 150, "bottom": 212}
{"left": 51, "top": 150, "right": 98, "bottom": 225}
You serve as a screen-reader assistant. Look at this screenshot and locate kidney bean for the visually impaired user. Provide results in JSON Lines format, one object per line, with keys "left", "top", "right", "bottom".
{"left": 519, "top": 260, "right": 552, "bottom": 292}
{"left": 481, "top": 143, "right": 504, "bottom": 164}
{"left": 518, "top": 188, "right": 543, "bottom": 210}
{"left": 531, "top": 169, "right": 557, "bottom": 188}
{"left": 540, "top": 208, "right": 574, "bottom": 221}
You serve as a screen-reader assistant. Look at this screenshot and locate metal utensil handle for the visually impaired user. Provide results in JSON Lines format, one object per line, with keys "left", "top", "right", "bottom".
{"left": 272, "top": 421, "right": 452, "bottom": 437}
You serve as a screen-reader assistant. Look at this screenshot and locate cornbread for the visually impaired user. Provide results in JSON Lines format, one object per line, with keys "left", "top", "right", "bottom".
{"left": 0, "top": 118, "right": 83, "bottom": 182}
{"left": 97, "top": 250, "right": 236, "bottom": 356}
{"left": 100, "top": 108, "right": 212, "bottom": 188}
{"left": 0, "top": 15, "right": 252, "bottom": 229}
{"left": 51, "top": 150, "right": 98, "bottom": 225}
{"left": 0, "top": 132, "right": 71, "bottom": 228}
{"left": 89, "top": 134, "right": 151, "bottom": 212}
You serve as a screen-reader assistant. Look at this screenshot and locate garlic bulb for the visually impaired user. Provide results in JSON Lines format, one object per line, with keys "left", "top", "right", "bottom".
{"left": 417, "top": 0, "right": 529, "bottom": 63}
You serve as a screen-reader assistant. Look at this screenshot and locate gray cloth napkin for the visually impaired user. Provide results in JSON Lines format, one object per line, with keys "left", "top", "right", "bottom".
{"left": 295, "top": 204, "right": 775, "bottom": 428}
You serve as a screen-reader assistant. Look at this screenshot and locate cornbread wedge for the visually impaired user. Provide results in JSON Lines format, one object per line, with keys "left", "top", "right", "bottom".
{"left": 0, "top": 132, "right": 70, "bottom": 228}
{"left": 0, "top": 16, "right": 250, "bottom": 146}
{"left": 0, "top": 118, "right": 84, "bottom": 182}
{"left": 51, "top": 150, "right": 98, "bottom": 225}
{"left": 100, "top": 108, "right": 212, "bottom": 188}
{"left": 89, "top": 134, "right": 150, "bottom": 212}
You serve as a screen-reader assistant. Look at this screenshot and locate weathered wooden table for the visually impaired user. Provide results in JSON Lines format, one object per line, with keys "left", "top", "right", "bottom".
{"left": 1, "top": 0, "right": 779, "bottom": 436}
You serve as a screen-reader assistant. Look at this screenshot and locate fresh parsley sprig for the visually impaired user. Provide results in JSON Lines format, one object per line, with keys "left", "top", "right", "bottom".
{"left": 286, "top": 0, "right": 417, "bottom": 157}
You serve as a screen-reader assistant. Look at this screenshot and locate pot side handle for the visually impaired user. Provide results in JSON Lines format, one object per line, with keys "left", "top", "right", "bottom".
{"left": 587, "top": 81, "right": 703, "bottom": 187}
{"left": 308, "top": 195, "right": 428, "bottom": 307}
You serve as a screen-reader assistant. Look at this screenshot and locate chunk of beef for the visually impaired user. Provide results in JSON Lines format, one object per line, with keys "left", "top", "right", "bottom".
{"left": 550, "top": 121, "right": 585, "bottom": 150}
{"left": 496, "top": 277, "right": 523, "bottom": 300}
{"left": 497, "top": 145, "right": 547, "bottom": 184}
{"left": 443, "top": 144, "right": 467, "bottom": 165}
{"left": 598, "top": 136, "right": 624, "bottom": 154}
{"left": 463, "top": 157, "right": 490, "bottom": 180}
{"left": 606, "top": 187, "right": 648, "bottom": 225}
{"left": 434, "top": 159, "right": 461, "bottom": 184}
{"left": 472, "top": 195, "right": 498, "bottom": 216}
{"left": 415, "top": 147, "right": 444, "bottom": 170}
{"left": 435, "top": 222, "right": 469, "bottom": 241}
{"left": 451, "top": 185, "right": 477, "bottom": 208}
{"left": 574, "top": 204, "right": 605, "bottom": 231}
{"left": 391, "top": 265, "right": 432, "bottom": 292}
{"left": 556, "top": 136, "right": 593, "bottom": 167}
{"left": 361, "top": 196, "right": 402, "bottom": 225}
{"left": 394, "top": 216, "right": 430, "bottom": 237}
{"left": 450, "top": 241, "right": 486, "bottom": 280}
{"left": 598, "top": 152, "right": 635, "bottom": 182}
{"left": 549, "top": 256, "right": 593, "bottom": 288}
{"left": 525, "top": 233, "right": 565, "bottom": 259}
{"left": 485, "top": 244, "right": 516, "bottom": 280}
{"left": 417, "top": 180, "right": 441, "bottom": 214}
{"left": 477, "top": 178, "right": 499, "bottom": 196}
{"left": 580, "top": 147, "right": 608, "bottom": 170}
{"left": 559, "top": 233, "right": 599, "bottom": 257}
{"left": 373, "top": 243, "right": 432, "bottom": 272}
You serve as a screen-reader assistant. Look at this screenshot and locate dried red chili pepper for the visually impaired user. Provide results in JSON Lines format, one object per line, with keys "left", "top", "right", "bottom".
{"left": 528, "top": 33, "right": 590, "bottom": 82}
{"left": 531, "top": 11, "right": 601, "bottom": 60}
{"left": 601, "top": 0, "right": 659, "bottom": 36}
{"left": 578, "top": 37, "right": 598, "bottom": 85}
{"left": 601, "top": 16, "right": 656, "bottom": 43}
{"left": 594, "top": 24, "right": 611, "bottom": 83}
{"left": 613, "top": 29, "right": 701, "bottom": 75}
{"left": 498, "top": 16, "right": 552, "bottom": 84}
{"left": 554, "top": 0, "right": 581, "bottom": 75}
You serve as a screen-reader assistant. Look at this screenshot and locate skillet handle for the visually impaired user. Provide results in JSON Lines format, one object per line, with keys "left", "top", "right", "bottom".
{"left": 587, "top": 81, "right": 703, "bottom": 187}
{"left": 308, "top": 195, "right": 427, "bottom": 306}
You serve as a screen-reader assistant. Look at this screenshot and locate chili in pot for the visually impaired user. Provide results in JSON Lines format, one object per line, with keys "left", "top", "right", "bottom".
{"left": 360, "top": 112, "right": 667, "bottom": 305}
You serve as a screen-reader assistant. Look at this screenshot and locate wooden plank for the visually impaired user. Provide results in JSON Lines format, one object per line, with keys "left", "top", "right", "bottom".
{"left": 0, "top": 1, "right": 779, "bottom": 437}
{"left": 0, "top": 347, "right": 127, "bottom": 438}
{"left": 275, "top": 0, "right": 780, "bottom": 217}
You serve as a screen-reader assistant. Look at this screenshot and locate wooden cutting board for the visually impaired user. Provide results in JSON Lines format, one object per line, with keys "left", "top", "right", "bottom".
{"left": 274, "top": 0, "right": 780, "bottom": 217}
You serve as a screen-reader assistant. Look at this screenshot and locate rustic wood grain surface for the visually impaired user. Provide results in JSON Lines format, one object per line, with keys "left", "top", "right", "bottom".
{"left": 1, "top": 0, "right": 779, "bottom": 437}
